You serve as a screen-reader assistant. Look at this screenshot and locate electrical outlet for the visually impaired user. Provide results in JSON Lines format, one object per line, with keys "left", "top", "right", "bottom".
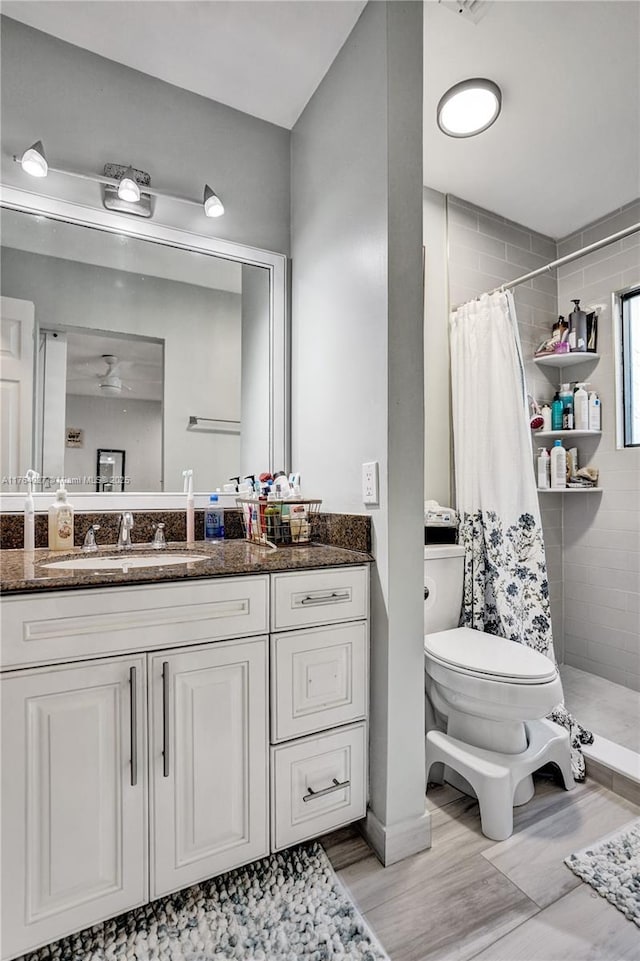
{"left": 362, "top": 461, "right": 379, "bottom": 505}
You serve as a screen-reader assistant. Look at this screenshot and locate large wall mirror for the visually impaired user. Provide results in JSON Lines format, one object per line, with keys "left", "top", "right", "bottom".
{"left": 0, "top": 188, "right": 288, "bottom": 504}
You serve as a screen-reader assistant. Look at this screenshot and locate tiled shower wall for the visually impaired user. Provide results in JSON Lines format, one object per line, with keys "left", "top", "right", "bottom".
{"left": 557, "top": 200, "right": 640, "bottom": 691}
{"left": 445, "top": 196, "right": 564, "bottom": 658}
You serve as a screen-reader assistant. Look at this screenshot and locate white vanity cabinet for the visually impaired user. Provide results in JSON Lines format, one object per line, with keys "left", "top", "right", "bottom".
{"left": 269, "top": 566, "right": 369, "bottom": 850}
{"left": 0, "top": 563, "right": 370, "bottom": 961}
{"left": 1, "top": 654, "right": 148, "bottom": 961}
{"left": 149, "top": 638, "right": 268, "bottom": 898}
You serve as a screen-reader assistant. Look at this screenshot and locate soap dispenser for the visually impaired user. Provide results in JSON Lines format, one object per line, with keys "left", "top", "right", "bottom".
{"left": 48, "top": 480, "right": 74, "bottom": 551}
{"left": 568, "top": 299, "right": 588, "bottom": 352}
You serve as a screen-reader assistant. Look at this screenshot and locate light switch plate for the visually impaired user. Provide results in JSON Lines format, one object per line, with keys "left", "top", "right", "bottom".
{"left": 362, "top": 461, "right": 379, "bottom": 505}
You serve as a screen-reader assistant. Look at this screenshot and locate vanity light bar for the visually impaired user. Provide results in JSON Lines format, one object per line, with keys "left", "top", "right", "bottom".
{"left": 13, "top": 143, "right": 225, "bottom": 218}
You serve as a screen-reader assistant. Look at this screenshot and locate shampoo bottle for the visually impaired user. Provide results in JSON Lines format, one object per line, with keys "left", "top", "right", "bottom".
{"left": 550, "top": 441, "right": 567, "bottom": 489}
{"left": 541, "top": 403, "right": 552, "bottom": 431}
{"left": 537, "top": 448, "right": 550, "bottom": 490}
{"left": 48, "top": 481, "right": 74, "bottom": 550}
{"left": 568, "top": 299, "right": 588, "bottom": 352}
{"left": 588, "top": 391, "right": 601, "bottom": 431}
{"left": 551, "top": 392, "right": 563, "bottom": 431}
{"left": 574, "top": 383, "right": 589, "bottom": 430}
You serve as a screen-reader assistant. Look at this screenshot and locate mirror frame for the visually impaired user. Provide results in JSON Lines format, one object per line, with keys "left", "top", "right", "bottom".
{"left": 0, "top": 185, "right": 290, "bottom": 510}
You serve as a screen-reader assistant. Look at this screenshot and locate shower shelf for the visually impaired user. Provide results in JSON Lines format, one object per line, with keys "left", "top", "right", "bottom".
{"left": 533, "top": 429, "right": 601, "bottom": 439}
{"left": 537, "top": 487, "right": 603, "bottom": 493}
{"left": 533, "top": 353, "right": 600, "bottom": 369}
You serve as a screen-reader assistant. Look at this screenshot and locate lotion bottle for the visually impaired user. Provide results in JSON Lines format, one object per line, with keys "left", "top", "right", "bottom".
{"left": 551, "top": 392, "right": 563, "bottom": 431}
{"left": 48, "top": 481, "right": 74, "bottom": 550}
{"left": 537, "top": 448, "right": 550, "bottom": 490}
{"left": 588, "top": 391, "right": 601, "bottom": 431}
{"left": 574, "top": 383, "right": 589, "bottom": 430}
{"left": 550, "top": 441, "right": 567, "bottom": 489}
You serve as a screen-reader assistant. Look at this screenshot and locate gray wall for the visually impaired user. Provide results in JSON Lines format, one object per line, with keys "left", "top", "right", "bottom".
{"left": 0, "top": 16, "right": 291, "bottom": 255}
{"left": 65, "top": 395, "right": 162, "bottom": 492}
{"left": 558, "top": 200, "right": 640, "bottom": 691}
{"left": 291, "top": 1, "right": 427, "bottom": 860}
{"left": 2, "top": 246, "right": 242, "bottom": 491}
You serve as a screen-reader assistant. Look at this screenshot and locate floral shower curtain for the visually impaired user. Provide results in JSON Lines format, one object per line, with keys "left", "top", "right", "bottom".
{"left": 449, "top": 290, "right": 592, "bottom": 780}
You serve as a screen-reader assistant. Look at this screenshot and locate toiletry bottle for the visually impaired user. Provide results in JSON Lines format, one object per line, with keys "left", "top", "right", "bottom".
{"left": 541, "top": 403, "right": 552, "bottom": 431}
{"left": 550, "top": 441, "right": 567, "bottom": 489}
{"left": 24, "top": 469, "right": 39, "bottom": 552}
{"left": 568, "top": 299, "right": 588, "bottom": 352}
{"left": 567, "top": 447, "right": 579, "bottom": 478}
{"left": 204, "top": 494, "right": 225, "bottom": 543}
{"left": 551, "top": 392, "right": 563, "bottom": 431}
{"left": 588, "top": 391, "right": 601, "bottom": 431}
{"left": 559, "top": 383, "right": 574, "bottom": 426}
{"left": 537, "top": 448, "right": 550, "bottom": 490}
{"left": 573, "top": 383, "right": 589, "bottom": 430}
{"left": 48, "top": 481, "right": 74, "bottom": 550}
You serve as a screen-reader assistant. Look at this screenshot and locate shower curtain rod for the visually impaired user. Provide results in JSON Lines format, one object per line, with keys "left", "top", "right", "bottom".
{"left": 488, "top": 221, "right": 640, "bottom": 296}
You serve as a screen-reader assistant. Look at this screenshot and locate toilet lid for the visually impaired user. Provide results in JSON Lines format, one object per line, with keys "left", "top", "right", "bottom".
{"left": 424, "top": 627, "right": 557, "bottom": 683}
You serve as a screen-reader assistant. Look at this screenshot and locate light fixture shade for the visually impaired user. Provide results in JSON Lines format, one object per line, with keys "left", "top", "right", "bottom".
{"left": 21, "top": 140, "right": 48, "bottom": 178}
{"left": 437, "top": 79, "right": 502, "bottom": 138}
{"left": 203, "top": 184, "right": 224, "bottom": 218}
{"left": 117, "top": 166, "right": 141, "bottom": 203}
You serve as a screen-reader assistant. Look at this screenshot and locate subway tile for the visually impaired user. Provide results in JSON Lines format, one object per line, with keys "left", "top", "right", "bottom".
{"left": 581, "top": 246, "right": 640, "bottom": 286}
{"left": 449, "top": 224, "right": 507, "bottom": 259}
{"left": 589, "top": 566, "right": 640, "bottom": 593}
{"left": 478, "top": 253, "right": 524, "bottom": 282}
{"left": 449, "top": 243, "right": 480, "bottom": 271}
{"left": 447, "top": 201, "right": 478, "bottom": 229}
{"left": 564, "top": 653, "right": 630, "bottom": 688}
{"left": 622, "top": 267, "right": 640, "bottom": 287}
{"left": 505, "top": 243, "right": 552, "bottom": 271}
{"left": 477, "top": 212, "right": 532, "bottom": 251}
{"left": 557, "top": 234, "right": 584, "bottom": 259}
{"left": 582, "top": 203, "right": 640, "bottom": 247}
{"left": 530, "top": 233, "right": 557, "bottom": 261}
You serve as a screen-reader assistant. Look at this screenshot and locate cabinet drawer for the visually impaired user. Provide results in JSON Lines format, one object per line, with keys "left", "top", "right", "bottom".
{"left": 1, "top": 576, "right": 269, "bottom": 670}
{"left": 270, "top": 566, "right": 368, "bottom": 631}
{"left": 270, "top": 722, "right": 367, "bottom": 851}
{"left": 271, "top": 623, "right": 367, "bottom": 742}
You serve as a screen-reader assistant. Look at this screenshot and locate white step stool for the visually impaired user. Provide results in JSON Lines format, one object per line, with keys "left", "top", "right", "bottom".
{"left": 425, "top": 717, "right": 574, "bottom": 841}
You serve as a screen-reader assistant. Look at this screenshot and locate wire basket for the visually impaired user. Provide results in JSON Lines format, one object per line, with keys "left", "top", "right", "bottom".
{"left": 236, "top": 498, "right": 322, "bottom": 547}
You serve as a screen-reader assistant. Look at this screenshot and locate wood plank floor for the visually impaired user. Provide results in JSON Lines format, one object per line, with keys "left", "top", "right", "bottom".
{"left": 320, "top": 772, "right": 640, "bottom": 961}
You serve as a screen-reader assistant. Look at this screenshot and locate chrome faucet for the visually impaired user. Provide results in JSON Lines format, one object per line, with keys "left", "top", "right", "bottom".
{"left": 82, "top": 524, "right": 101, "bottom": 552}
{"left": 151, "top": 522, "right": 166, "bottom": 550}
{"left": 117, "top": 512, "right": 134, "bottom": 550}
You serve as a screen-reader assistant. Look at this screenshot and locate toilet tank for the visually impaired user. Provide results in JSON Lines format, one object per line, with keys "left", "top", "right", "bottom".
{"left": 424, "top": 544, "right": 465, "bottom": 634}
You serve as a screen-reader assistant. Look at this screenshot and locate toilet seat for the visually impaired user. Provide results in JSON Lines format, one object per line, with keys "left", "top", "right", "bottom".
{"left": 424, "top": 627, "right": 557, "bottom": 685}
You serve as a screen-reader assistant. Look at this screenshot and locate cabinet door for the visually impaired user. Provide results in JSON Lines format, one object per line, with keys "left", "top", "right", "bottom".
{"left": 149, "top": 637, "right": 268, "bottom": 899}
{"left": 1, "top": 656, "right": 147, "bottom": 961}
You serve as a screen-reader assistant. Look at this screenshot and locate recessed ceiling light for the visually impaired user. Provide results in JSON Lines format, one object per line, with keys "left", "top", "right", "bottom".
{"left": 437, "top": 78, "right": 502, "bottom": 138}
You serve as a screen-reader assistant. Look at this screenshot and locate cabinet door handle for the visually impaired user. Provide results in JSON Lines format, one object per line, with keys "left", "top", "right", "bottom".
{"left": 162, "top": 661, "right": 170, "bottom": 778}
{"left": 303, "top": 777, "right": 350, "bottom": 802}
{"left": 129, "top": 666, "right": 138, "bottom": 787}
{"left": 300, "top": 591, "right": 350, "bottom": 607}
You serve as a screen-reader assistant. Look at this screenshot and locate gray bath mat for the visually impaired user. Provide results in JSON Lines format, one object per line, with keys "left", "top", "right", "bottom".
{"left": 564, "top": 818, "right": 640, "bottom": 926}
{"left": 22, "top": 842, "right": 388, "bottom": 961}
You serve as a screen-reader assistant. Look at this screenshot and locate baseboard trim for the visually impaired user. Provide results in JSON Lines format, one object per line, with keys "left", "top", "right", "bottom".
{"left": 360, "top": 806, "right": 431, "bottom": 866}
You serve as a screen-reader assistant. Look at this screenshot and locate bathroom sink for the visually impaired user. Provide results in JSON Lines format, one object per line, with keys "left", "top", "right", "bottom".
{"left": 42, "top": 553, "right": 210, "bottom": 572}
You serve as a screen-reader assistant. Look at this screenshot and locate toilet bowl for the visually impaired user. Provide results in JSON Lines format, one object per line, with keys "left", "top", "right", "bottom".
{"left": 424, "top": 545, "right": 573, "bottom": 838}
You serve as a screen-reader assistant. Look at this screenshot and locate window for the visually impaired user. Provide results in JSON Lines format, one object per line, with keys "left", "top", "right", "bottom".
{"left": 619, "top": 287, "right": 640, "bottom": 447}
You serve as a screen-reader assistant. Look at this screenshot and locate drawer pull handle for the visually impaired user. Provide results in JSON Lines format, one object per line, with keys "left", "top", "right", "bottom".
{"left": 300, "top": 591, "right": 350, "bottom": 607}
{"left": 129, "top": 666, "right": 138, "bottom": 787}
{"left": 162, "top": 661, "right": 170, "bottom": 778}
{"left": 303, "top": 777, "right": 350, "bottom": 802}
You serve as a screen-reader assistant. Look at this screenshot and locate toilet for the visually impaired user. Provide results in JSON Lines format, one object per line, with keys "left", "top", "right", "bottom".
{"left": 424, "top": 544, "right": 574, "bottom": 840}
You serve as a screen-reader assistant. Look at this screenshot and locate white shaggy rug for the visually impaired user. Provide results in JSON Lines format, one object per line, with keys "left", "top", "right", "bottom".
{"left": 22, "top": 842, "right": 389, "bottom": 961}
{"left": 564, "top": 818, "right": 640, "bottom": 926}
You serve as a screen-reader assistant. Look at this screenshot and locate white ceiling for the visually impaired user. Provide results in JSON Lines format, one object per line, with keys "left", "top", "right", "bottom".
{"left": 3, "top": 0, "right": 639, "bottom": 238}
{"left": 66, "top": 330, "right": 164, "bottom": 402}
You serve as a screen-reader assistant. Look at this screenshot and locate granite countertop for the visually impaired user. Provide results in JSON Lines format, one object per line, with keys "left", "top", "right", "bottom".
{"left": 0, "top": 541, "right": 374, "bottom": 595}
